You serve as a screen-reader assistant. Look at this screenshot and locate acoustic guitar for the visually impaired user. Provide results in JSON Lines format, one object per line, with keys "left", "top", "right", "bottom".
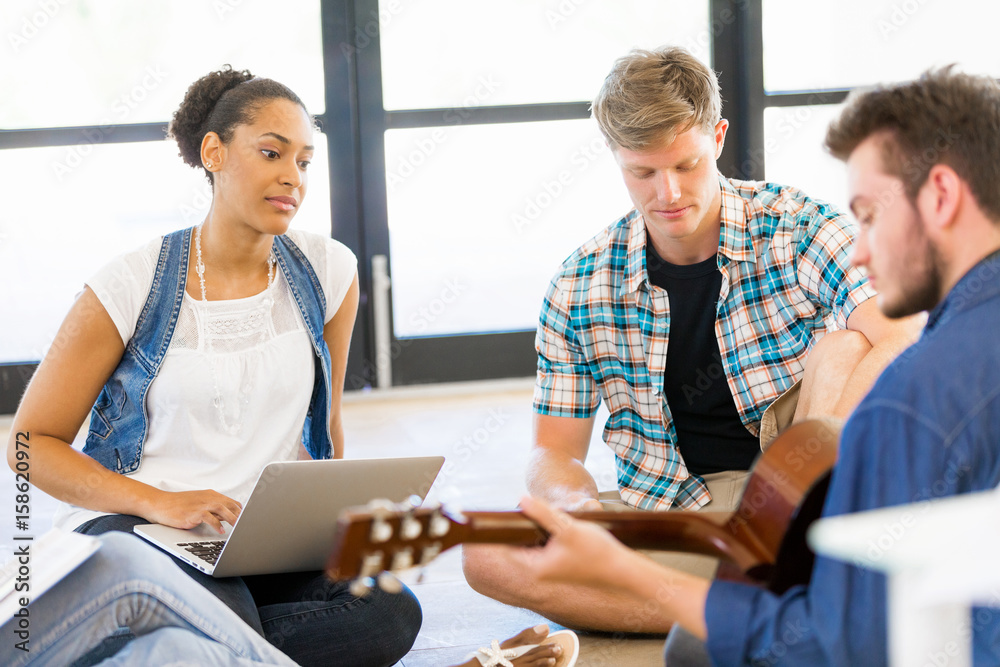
{"left": 326, "top": 419, "right": 839, "bottom": 595}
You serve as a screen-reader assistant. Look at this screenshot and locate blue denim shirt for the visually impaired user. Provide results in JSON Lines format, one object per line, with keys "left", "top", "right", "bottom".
{"left": 706, "top": 250, "right": 1000, "bottom": 665}
{"left": 83, "top": 227, "right": 334, "bottom": 473}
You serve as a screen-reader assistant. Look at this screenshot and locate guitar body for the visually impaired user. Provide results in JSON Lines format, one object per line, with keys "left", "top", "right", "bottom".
{"left": 723, "top": 419, "right": 839, "bottom": 592}
{"left": 327, "top": 420, "right": 841, "bottom": 594}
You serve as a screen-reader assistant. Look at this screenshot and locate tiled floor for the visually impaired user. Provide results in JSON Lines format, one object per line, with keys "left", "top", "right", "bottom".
{"left": 0, "top": 379, "right": 667, "bottom": 665}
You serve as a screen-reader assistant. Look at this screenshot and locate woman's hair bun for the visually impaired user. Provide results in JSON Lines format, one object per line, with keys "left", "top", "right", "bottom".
{"left": 168, "top": 65, "right": 309, "bottom": 183}
{"left": 168, "top": 65, "right": 254, "bottom": 171}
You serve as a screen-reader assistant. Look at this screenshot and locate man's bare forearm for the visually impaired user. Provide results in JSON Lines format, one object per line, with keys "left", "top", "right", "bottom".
{"left": 832, "top": 329, "right": 921, "bottom": 417}
{"left": 825, "top": 305, "right": 926, "bottom": 419}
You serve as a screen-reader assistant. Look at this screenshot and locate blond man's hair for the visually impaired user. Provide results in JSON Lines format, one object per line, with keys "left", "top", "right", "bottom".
{"left": 592, "top": 46, "right": 722, "bottom": 151}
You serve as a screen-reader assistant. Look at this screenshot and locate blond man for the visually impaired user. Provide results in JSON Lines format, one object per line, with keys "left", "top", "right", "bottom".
{"left": 463, "top": 46, "right": 922, "bottom": 633}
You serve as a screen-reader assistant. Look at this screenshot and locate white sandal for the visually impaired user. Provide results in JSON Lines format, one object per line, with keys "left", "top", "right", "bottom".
{"left": 466, "top": 629, "right": 579, "bottom": 667}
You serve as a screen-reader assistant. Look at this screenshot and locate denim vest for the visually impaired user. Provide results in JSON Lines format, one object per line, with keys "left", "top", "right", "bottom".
{"left": 83, "top": 227, "right": 334, "bottom": 473}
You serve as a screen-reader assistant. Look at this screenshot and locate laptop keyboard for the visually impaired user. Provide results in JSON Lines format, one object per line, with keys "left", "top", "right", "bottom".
{"left": 177, "top": 540, "right": 226, "bottom": 565}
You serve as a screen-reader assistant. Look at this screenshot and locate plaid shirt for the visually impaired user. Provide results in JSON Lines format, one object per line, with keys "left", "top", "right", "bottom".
{"left": 533, "top": 177, "right": 876, "bottom": 510}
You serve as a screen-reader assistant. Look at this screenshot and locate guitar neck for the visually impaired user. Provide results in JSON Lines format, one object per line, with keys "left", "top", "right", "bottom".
{"left": 455, "top": 510, "right": 768, "bottom": 571}
{"left": 329, "top": 421, "right": 838, "bottom": 588}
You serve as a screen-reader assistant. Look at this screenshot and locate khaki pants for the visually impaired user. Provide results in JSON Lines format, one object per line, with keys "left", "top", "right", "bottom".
{"left": 599, "top": 381, "right": 802, "bottom": 579}
{"left": 759, "top": 380, "right": 802, "bottom": 451}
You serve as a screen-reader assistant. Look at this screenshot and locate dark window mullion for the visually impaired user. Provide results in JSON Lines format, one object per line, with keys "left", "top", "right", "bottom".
{"left": 393, "top": 332, "right": 537, "bottom": 386}
{"left": 348, "top": 0, "right": 395, "bottom": 387}
{"left": 0, "top": 114, "right": 332, "bottom": 151}
{"left": 736, "top": 0, "right": 766, "bottom": 180}
{"left": 712, "top": 0, "right": 765, "bottom": 180}
{"left": 764, "top": 90, "right": 851, "bottom": 108}
{"left": 320, "top": 0, "right": 373, "bottom": 389}
{"left": 0, "top": 122, "right": 168, "bottom": 149}
{"left": 385, "top": 101, "right": 591, "bottom": 130}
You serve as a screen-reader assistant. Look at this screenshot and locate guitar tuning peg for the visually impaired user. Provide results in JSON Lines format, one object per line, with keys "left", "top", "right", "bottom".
{"left": 399, "top": 494, "right": 422, "bottom": 511}
{"left": 360, "top": 551, "right": 385, "bottom": 579}
{"left": 428, "top": 512, "right": 451, "bottom": 538}
{"left": 390, "top": 547, "right": 415, "bottom": 571}
{"left": 366, "top": 498, "right": 395, "bottom": 516}
{"left": 377, "top": 571, "right": 403, "bottom": 594}
{"left": 349, "top": 577, "right": 374, "bottom": 597}
{"left": 420, "top": 543, "right": 442, "bottom": 565}
{"left": 370, "top": 517, "right": 393, "bottom": 543}
{"left": 400, "top": 515, "right": 423, "bottom": 540}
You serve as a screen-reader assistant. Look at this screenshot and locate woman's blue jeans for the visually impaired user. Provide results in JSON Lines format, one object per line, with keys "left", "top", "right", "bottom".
{"left": 75, "top": 514, "right": 422, "bottom": 666}
{"left": 0, "top": 532, "right": 298, "bottom": 666}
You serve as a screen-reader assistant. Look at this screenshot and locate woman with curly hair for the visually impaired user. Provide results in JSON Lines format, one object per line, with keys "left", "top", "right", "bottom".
{"left": 6, "top": 66, "right": 421, "bottom": 666}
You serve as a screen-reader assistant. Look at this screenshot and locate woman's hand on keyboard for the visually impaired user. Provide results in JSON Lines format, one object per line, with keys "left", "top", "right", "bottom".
{"left": 143, "top": 489, "right": 243, "bottom": 533}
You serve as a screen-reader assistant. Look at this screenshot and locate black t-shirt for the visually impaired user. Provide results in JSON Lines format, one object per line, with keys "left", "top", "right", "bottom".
{"left": 646, "top": 243, "right": 760, "bottom": 475}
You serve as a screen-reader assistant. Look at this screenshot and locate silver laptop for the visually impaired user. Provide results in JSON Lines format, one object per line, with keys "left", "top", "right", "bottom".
{"left": 133, "top": 456, "right": 444, "bottom": 577}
